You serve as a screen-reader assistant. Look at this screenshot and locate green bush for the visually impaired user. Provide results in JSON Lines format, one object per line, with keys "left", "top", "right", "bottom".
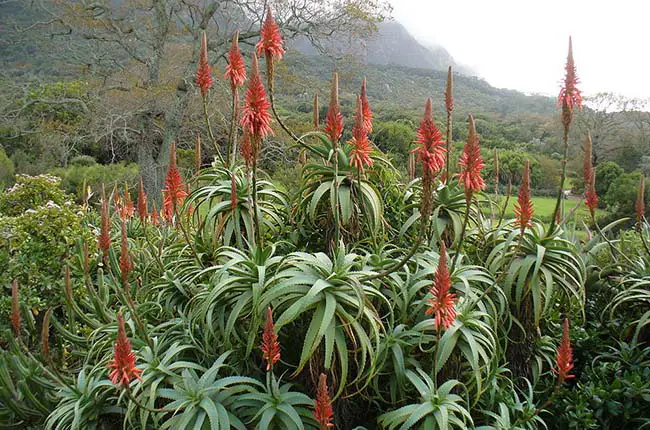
{"left": 0, "top": 145, "right": 14, "bottom": 189}
{"left": 50, "top": 162, "right": 140, "bottom": 202}
{"left": 0, "top": 174, "right": 67, "bottom": 216}
{"left": 595, "top": 161, "right": 624, "bottom": 197}
{"left": 603, "top": 173, "right": 646, "bottom": 218}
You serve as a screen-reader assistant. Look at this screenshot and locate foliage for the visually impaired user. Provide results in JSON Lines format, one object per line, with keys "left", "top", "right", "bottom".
{"left": 0, "top": 145, "right": 14, "bottom": 189}
{"left": 595, "top": 161, "right": 624, "bottom": 197}
{"left": 51, "top": 161, "right": 140, "bottom": 203}
{"left": 603, "top": 173, "right": 647, "bottom": 218}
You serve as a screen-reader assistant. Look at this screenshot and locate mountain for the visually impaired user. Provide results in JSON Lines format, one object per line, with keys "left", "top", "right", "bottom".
{"left": 290, "top": 21, "right": 475, "bottom": 76}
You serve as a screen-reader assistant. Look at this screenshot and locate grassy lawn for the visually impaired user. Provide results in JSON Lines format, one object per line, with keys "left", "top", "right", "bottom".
{"left": 488, "top": 195, "right": 602, "bottom": 225}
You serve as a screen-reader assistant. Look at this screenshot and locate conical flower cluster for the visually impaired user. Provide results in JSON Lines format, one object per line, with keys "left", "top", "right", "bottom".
{"left": 313, "top": 373, "right": 334, "bottom": 429}
{"left": 585, "top": 171, "right": 598, "bottom": 218}
{"left": 240, "top": 54, "right": 273, "bottom": 142}
{"left": 425, "top": 242, "right": 457, "bottom": 331}
{"left": 99, "top": 189, "right": 111, "bottom": 263}
{"left": 636, "top": 175, "right": 645, "bottom": 228}
{"left": 323, "top": 73, "right": 343, "bottom": 147}
{"left": 225, "top": 31, "right": 247, "bottom": 91}
{"left": 514, "top": 160, "right": 534, "bottom": 232}
{"left": 196, "top": 31, "right": 213, "bottom": 97}
{"left": 137, "top": 177, "right": 147, "bottom": 225}
{"left": 260, "top": 307, "right": 280, "bottom": 371}
{"left": 413, "top": 98, "right": 446, "bottom": 176}
{"left": 553, "top": 318, "right": 574, "bottom": 385}
{"left": 256, "top": 7, "right": 285, "bottom": 61}
{"left": 162, "top": 143, "right": 188, "bottom": 222}
{"left": 119, "top": 220, "right": 131, "bottom": 286}
{"left": 107, "top": 312, "right": 142, "bottom": 388}
{"left": 457, "top": 114, "right": 485, "bottom": 199}
{"left": 349, "top": 95, "right": 373, "bottom": 173}
{"left": 360, "top": 78, "right": 373, "bottom": 133}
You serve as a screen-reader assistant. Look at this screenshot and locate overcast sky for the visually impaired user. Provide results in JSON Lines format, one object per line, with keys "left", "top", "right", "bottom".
{"left": 392, "top": 0, "right": 650, "bottom": 99}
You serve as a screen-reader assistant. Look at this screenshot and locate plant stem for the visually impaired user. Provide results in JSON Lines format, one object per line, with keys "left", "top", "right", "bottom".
{"left": 332, "top": 145, "right": 341, "bottom": 250}
{"left": 202, "top": 94, "right": 224, "bottom": 164}
{"left": 445, "top": 110, "right": 452, "bottom": 181}
{"left": 549, "top": 128, "right": 569, "bottom": 234}
{"left": 252, "top": 143, "right": 263, "bottom": 248}
{"left": 451, "top": 196, "right": 472, "bottom": 273}
{"left": 227, "top": 88, "right": 238, "bottom": 165}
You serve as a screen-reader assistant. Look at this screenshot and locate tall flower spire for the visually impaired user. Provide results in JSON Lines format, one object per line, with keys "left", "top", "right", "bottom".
{"left": 514, "top": 160, "right": 534, "bottom": 233}
{"left": 444, "top": 66, "right": 454, "bottom": 181}
{"left": 457, "top": 114, "right": 486, "bottom": 200}
{"left": 260, "top": 307, "right": 280, "bottom": 371}
{"left": 11, "top": 279, "right": 20, "bottom": 337}
{"left": 425, "top": 242, "right": 457, "bottom": 331}
{"left": 413, "top": 98, "right": 446, "bottom": 176}
{"left": 196, "top": 31, "right": 213, "bottom": 97}
{"left": 230, "top": 172, "right": 238, "bottom": 212}
{"left": 313, "top": 93, "right": 320, "bottom": 129}
{"left": 240, "top": 129, "right": 254, "bottom": 169}
{"left": 150, "top": 201, "right": 160, "bottom": 226}
{"left": 119, "top": 220, "right": 131, "bottom": 287}
{"left": 585, "top": 171, "right": 598, "bottom": 218}
{"left": 558, "top": 36, "right": 582, "bottom": 129}
{"left": 137, "top": 177, "right": 147, "bottom": 225}
{"left": 553, "top": 318, "right": 574, "bottom": 385}
{"left": 162, "top": 143, "right": 188, "bottom": 223}
{"left": 107, "top": 312, "right": 142, "bottom": 388}
{"left": 224, "top": 30, "right": 247, "bottom": 91}
{"left": 349, "top": 95, "right": 373, "bottom": 173}
{"left": 313, "top": 373, "right": 334, "bottom": 429}
{"left": 195, "top": 134, "right": 202, "bottom": 173}
{"left": 324, "top": 73, "right": 343, "bottom": 147}
{"left": 636, "top": 175, "right": 646, "bottom": 229}
{"left": 116, "top": 184, "right": 135, "bottom": 221}
{"left": 256, "top": 6, "right": 285, "bottom": 92}
{"left": 240, "top": 53, "right": 273, "bottom": 142}
{"left": 360, "top": 77, "right": 373, "bottom": 133}
{"left": 99, "top": 187, "right": 111, "bottom": 264}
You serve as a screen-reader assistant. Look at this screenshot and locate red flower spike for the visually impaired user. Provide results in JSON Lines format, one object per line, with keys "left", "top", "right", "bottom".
{"left": 256, "top": 7, "right": 285, "bottom": 62}
{"left": 119, "top": 220, "right": 131, "bottom": 286}
{"left": 225, "top": 31, "right": 247, "bottom": 91}
{"left": 585, "top": 171, "right": 598, "bottom": 218}
{"left": 313, "top": 93, "right": 320, "bottom": 129}
{"left": 240, "top": 53, "right": 273, "bottom": 142}
{"left": 196, "top": 31, "right": 213, "bottom": 97}
{"left": 150, "top": 201, "right": 160, "bottom": 226}
{"left": 349, "top": 96, "right": 374, "bottom": 173}
{"left": 99, "top": 188, "right": 111, "bottom": 262}
{"left": 457, "top": 114, "right": 486, "bottom": 199}
{"left": 313, "top": 373, "right": 334, "bottom": 429}
{"left": 445, "top": 66, "right": 454, "bottom": 114}
{"left": 583, "top": 133, "right": 593, "bottom": 189}
{"left": 10, "top": 279, "right": 20, "bottom": 337}
{"left": 425, "top": 242, "right": 457, "bottom": 331}
{"left": 553, "top": 318, "right": 575, "bottom": 385}
{"left": 107, "top": 312, "right": 142, "bottom": 388}
{"left": 558, "top": 37, "right": 582, "bottom": 112}
{"left": 162, "top": 143, "right": 188, "bottom": 223}
{"left": 240, "top": 129, "right": 254, "bottom": 168}
{"left": 324, "top": 73, "right": 343, "bottom": 147}
{"left": 360, "top": 77, "right": 373, "bottom": 133}
{"left": 137, "top": 177, "right": 147, "bottom": 225}
{"left": 636, "top": 175, "right": 645, "bottom": 227}
{"left": 260, "top": 307, "right": 280, "bottom": 371}
{"left": 514, "top": 160, "right": 534, "bottom": 232}
{"left": 412, "top": 98, "right": 446, "bottom": 176}
{"left": 116, "top": 184, "right": 135, "bottom": 221}
{"left": 230, "top": 172, "right": 238, "bottom": 212}
{"left": 195, "top": 134, "right": 202, "bottom": 173}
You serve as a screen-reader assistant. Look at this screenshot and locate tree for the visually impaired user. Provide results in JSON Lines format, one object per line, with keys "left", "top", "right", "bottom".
{"left": 24, "top": 0, "right": 390, "bottom": 195}
{"left": 595, "top": 161, "right": 624, "bottom": 197}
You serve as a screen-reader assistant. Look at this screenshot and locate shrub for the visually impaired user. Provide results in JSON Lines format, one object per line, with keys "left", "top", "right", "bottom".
{"left": 0, "top": 145, "right": 14, "bottom": 189}
{"left": 50, "top": 162, "right": 139, "bottom": 202}
{"left": 0, "top": 174, "right": 67, "bottom": 217}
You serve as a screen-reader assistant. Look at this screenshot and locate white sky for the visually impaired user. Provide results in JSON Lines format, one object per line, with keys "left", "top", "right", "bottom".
{"left": 392, "top": 0, "right": 650, "bottom": 99}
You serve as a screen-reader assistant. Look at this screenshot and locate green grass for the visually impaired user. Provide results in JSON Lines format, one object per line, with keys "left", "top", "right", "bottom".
{"left": 488, "top": 195, "right": 603, "bottom": 225}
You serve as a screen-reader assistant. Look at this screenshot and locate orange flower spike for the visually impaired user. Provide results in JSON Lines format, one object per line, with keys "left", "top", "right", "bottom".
{"left": 256, "top": 7, "right": 285, "bottom": 61}
{"left": 119, "top": 220, "right": 131, "bottom": 286}
{"left": 107, "top": 312, "right": 143, "bottom": 388}
{"left": 457, "top": 114, "right": 486, "bottom": 199}
{"left": 349, "top": 95, "right": 373, "bottom": 173}
{"left": 150, "top": 201, "right": 160, "bottom": 226}
{"left": 162, "top": 143, "right": 188, "bottom": 223}
{"left": 323, "top": 73, "right": 343, "bottom": 148}
{"left": 260, "top": 307, "right": 281, "bottom": 371}
{"left": 313, "top": 93, "right": 320, "bottom": 129}
{"left": 313, "top": 373, "right": 334, "bottom": 429}
{"left": 99, "top": 187, "right": 111, "bottom": 263}
{"left": 137, "top": 177, "right": 147, "bottom": 225}
{"left": 196, "top": 31, "right": 213, "bottom": 97}
{"left": 636, "top": 175, "right": 645, "bottom": 228}
{"left": 425, "top": 242, "right": 457, "bottom": 331}
{"left": 225, "top": 30, "right": 247, "bottom": 91}
{"left": 514, "top": 160, "right": 534, "bottom": 233}
{"left": 412, "top": 98, "right": 446, "bottom": 176}
{"left": 10, "top": 279, "right": 20, "bottom": 337}
{"left": 360, "top": 77, "right": 373, "bottom": 133}
{"left": 123, "top": 184, "right": 134, "bottom": 219}
{"left": 240, "top": 53, "right": 273, "bottom": 141}
{"left": 240, "top": 129, "right": 254, "bottom": 169}
{"left": 553, "top": 318, "right": 575, "bottom": 385}
{"left": 585, "top": 171, "right": 598, "bottom": 218}
{"left": 230, "top": 172, "right": 238, "bottom": 212}
{"left": 445, "top": 65, "right": 454, "bottom": 114}
{"left": 558, "top": 37, "right": 582, "bottom": 112}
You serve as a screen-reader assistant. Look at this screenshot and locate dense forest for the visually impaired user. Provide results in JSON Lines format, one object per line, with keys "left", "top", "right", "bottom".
{"left": 1, "top": 1, "right": 650, "bottom": 429}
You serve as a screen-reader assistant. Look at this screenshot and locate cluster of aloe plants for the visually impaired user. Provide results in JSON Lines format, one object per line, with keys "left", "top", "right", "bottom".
{"left": 2, "top": 9, "right": 650, "bottom": 430}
